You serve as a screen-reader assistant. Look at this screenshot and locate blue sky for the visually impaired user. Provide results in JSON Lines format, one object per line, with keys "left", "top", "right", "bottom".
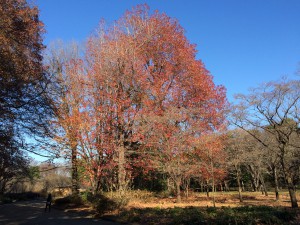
{"left": 36, "top": 0, "right": 300, "bottom": 102}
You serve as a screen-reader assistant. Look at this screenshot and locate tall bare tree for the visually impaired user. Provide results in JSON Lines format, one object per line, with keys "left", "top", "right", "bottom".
{"left": 231, "top": 79, "right": 300, "bottom": 208}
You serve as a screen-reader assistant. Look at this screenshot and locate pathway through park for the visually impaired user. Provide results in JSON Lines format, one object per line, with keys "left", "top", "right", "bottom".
{"left": 0, "top": 200, "right": 121, "bottom": 225}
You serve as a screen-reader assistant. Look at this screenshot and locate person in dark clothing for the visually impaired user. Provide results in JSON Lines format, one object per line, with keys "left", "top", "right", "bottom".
{"left": 45, "top": 193, "right": 52, "bottom": 212}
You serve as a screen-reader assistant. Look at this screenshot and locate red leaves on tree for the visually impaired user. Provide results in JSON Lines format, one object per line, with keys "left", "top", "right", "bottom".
{"left": 51, "top": 4, "right": 227, "bottom": 193}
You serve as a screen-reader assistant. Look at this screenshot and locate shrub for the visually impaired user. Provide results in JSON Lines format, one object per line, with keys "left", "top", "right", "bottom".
{"left": 54, "top": 194, "right": 84, "bottom": 207}
{"left": 80, "top": 191, "right": 93, "bottom": 203}
{"left": 54, "top": 196, "right": 72, "bottom": 205}
{"left": 0, "top": 195, "right": 12, "bottom": 204}
{"left": 2, "top": 192, "right": 40, "bottom": 202}
{"left": 91, "top": 193, "right": 129, "bottom": 215}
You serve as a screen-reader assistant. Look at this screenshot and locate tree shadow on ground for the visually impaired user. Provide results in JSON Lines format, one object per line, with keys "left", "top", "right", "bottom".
{"left": 0, "top": 200, "right": 116, "bottom": 225}
{"left": 114, "top": 205, "right": 299, "bottom": 225}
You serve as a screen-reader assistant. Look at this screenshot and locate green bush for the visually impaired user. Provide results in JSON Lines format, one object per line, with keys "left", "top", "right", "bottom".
{"left": 0, "top": 196, "right": 12, "bottom": 204}
{"left": 91, "top": 193, "right": 129, "bottom": 215}
{"left": 54, "top": 196, "right": 72, "bottom": 205}
{"left": 92, "top": 194, "right": 117, "bottom": 215}
{"left": 54, "top": 194, "right": 84, "bottom": 207}
{"left": 80, "top": 191, "right": 92, "bottom": 203}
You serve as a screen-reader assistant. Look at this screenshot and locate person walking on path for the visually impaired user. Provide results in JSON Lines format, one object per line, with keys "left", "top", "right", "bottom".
{"left": 45, "top": 193, "right": 52, "bottom": 212}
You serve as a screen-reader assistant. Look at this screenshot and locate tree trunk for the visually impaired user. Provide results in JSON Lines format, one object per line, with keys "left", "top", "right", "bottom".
{"left": 167, "top": 177, "right": 172, "bottom": 193}
{"left": 211, "top": 182, "right": 216, "bottom": 207}
{"left": 206, "top": 180, "right": 210, "bottom": 197}
{"left": 95, "top": 180, "right": 101, "bottom": 193}
{"left": 281, "top": 155, "right": 298, "bottom": 208}
{"left": 71, "top": 144, "right": 79, "bottom": 195}
{"left": 236, "top": 165, "right": 243, "bottom": 202}
{"left": 200, "top": 180, "right": 204, "bottom": 193}
{"left": 287, "top": 177, "right": 298, "bottom": 208}
{"left": 175, "top": 178, "right": 181, "bottom": 203}
{"left": 272, "top": 166, "right": 280, "bottom": 201}
{"left": 211, "top": 158, "right": 216, "bottom": 207}
{"left": 260, "top": 175, "right": 268, "bottom": 196}
{"left": 224, "top": 181, "right": 229, "bottom": 192}
{"left": 0, "top": 180, "right": 7, "bottom": 194}
{"left": 186, "top": 186, "right": 189, "bottom": 198}
{"left": 248, "top": 165, "right": 259, "bottom": 192}
{"left": 118, "top": 144, "right": 126, "bottom": 195}
{"left": 183, "top": 178, "right": 190, "bottom": 199}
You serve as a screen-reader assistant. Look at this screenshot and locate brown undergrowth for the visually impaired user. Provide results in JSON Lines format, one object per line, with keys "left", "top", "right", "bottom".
{"left": 54, "top": 190, "right": 300, "bottom": 224}
{"left": 102, "top": 191, "right": 300, "bottom": 225}
{"left": 123, "top": 190, "right": 299, "bottom": 209}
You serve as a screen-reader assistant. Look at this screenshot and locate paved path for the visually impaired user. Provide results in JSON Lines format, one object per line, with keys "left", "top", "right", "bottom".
{"left": 0, "top": 200, "right": 121, "bottom": 225}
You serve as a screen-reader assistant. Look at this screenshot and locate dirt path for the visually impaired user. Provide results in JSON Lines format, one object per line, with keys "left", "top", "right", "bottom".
{"left": 0, "top": 200, "right": 121, "bottom": 225}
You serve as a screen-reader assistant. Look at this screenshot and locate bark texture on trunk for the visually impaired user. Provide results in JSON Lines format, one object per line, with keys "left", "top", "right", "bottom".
{"left": 260, "top": 176, "right": 268, "bottom": 196}
{"left": 272, "top": 166, "right": 280, "bottom": 201}
{"left": 71, "top": 144, "right": 79, "bottom": 195}
{"left": 281, "top": 154, "right": 298, "bottom": 208}
{"left": 118, "top": 144, "right": 126, "bottom": 194}
{"left": 175, "top": 178, "right": 181, "bottom": 203}
{"left": 287, "top": 177, "right": 298, "bottom": 208}
{"left": 236, "top": 165, "right": 243, "bottom": 202}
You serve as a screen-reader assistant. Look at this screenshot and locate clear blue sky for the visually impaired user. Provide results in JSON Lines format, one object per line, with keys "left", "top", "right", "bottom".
{"left": 36, "top": 0, "right": 300, "bottom": 102}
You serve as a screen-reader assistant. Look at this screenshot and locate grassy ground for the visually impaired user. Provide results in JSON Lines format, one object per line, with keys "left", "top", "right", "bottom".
{"left": 100, "top": 191, "right": 300, "bottom": 225}
{"left": 115, "top": 206, "right": 298, "bottom": 225}
{"left": 52, "top": 190, "right": 300, "bottom": 224}
{"left": 118, "top": 190, "right": 299, "bottom": 208}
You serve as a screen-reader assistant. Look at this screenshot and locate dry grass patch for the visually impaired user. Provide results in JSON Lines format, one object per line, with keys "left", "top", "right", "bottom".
{"left": 123, "top": 191, "right": 299, "bottom": 210}
{"left": 101, "top": 191, "right": 300, "bottom": 224}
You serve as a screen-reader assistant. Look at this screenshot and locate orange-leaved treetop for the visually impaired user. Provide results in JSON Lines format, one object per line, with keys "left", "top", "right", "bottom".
{"left": 50, "top": 4, "right": 227, "bottom": 196}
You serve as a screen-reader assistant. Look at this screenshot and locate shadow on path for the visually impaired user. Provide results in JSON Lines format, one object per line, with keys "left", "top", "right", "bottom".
{"left": 0, "top": 200, "right": 120, "bottom": 225}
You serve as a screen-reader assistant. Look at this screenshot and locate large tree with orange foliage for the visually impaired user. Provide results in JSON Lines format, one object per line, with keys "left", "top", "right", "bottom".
{"left": 85, "top": 5, "right": 227, "bottom": 195}
{"left": 49, "top": 5, "right": 227, "bottom": 195}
